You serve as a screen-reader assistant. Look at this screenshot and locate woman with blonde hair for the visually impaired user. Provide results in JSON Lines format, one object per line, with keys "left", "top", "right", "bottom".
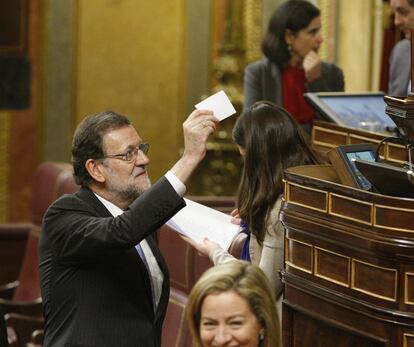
{"left": 186, "top": 262, "right": 280, "bottom": 347}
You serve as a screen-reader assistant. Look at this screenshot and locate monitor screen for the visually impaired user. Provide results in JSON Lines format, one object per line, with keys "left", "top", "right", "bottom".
{"left": 304, "top": 92, "right": 397, "bottom": 133}
{"left": 345, "top": 150, "right": 376, "bottom": 190}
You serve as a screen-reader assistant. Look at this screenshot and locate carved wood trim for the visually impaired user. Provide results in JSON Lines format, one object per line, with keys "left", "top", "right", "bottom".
{"left": 314, "top": 247, "right": 350, "bottom": 287}
{"left": 286, "top": 182, "right": 328, "bottom": 213}
{"left": 329, "top": 193, "right": 373, "bottom": 226}
{"left": 285, "top": 237, "right": 313, "bottom": 274}
{"left": 351, "top": 259, "right": 398, "bottom": 302}
{"left": 405, "top": 272, "right": 414, "bottom": 306}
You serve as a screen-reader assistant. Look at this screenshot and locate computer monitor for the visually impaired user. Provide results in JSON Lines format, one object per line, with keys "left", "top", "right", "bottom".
{"left": 329, "top": 144, "right": 376, "bottom": 190}
{"left": 304, "top": 92, "right": 397, "bottom": 134}
{"left": 355, "top": 160, "right": 414, "bottom": 198}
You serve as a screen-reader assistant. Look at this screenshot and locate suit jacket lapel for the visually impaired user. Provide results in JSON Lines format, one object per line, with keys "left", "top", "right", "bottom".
{"left": 78, "top": 187, "right": 157, "bottom": 317}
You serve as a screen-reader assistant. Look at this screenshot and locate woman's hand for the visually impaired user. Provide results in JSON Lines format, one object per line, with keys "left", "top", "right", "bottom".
{"left": 230, "top": 208, "right": 241, "bottom": 225}
{"left": 180, "top": 235, "right": 222, "bottom": 257}
{"left": 303, "top": 50, "right": 321, "bottom": 83}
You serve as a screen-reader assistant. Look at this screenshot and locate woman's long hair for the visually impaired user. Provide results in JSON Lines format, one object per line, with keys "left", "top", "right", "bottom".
{"left": 232, "top": 101, "right": 318, "bottom": 243}
{"left": 262, "top": 0, "right": 320, "bottom": 67}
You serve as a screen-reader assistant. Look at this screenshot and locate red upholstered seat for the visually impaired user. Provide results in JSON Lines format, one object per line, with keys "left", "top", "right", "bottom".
{"left": 161, "top": 288, "right": 191, "bottom": 347}
{"left": 1, "top": 163, "right": 79, "bottom": 309}
{"left": 1, "top": 162, "right": 79, "bottom": 346}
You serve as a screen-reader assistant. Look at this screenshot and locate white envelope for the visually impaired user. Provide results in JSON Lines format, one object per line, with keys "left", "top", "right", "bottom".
{"left": 195, "top": 90, "right": 236, "bottom": 121}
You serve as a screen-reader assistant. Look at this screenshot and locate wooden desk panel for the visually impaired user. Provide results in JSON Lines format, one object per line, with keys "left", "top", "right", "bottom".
{"left": 281, "top": 165, "right": 414, "bottom": 346}
{"left": 312, "top": 121, "right": 407, "bottom": 164}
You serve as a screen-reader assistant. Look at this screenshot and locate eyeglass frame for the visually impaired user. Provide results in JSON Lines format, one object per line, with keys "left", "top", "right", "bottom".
{"left": 101, "top": 142, "right": 150, "bottom": 162}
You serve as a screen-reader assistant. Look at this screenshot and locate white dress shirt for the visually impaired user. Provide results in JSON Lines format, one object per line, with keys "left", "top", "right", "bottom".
{"left": 94, "top": 171, "right": 186, "bottom": 309}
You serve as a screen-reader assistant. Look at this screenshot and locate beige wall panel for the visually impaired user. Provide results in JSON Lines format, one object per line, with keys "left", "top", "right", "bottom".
{"left": 338, "top": 0, "right": 373, "bottom": 91}
{"left": 75, "top": 0, "right": 186, "bottom": 180}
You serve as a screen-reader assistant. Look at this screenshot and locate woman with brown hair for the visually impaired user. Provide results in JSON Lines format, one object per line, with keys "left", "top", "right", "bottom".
{"left": 244, "top": 0, "right": 344, "bottom": 129}
{"left": 185, "top": 101, "right": 318, "bottom": 322}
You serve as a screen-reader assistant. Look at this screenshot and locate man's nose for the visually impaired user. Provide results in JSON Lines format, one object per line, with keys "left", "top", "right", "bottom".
{"left": 134, "top": 151, "right": 149, "bottom": 165}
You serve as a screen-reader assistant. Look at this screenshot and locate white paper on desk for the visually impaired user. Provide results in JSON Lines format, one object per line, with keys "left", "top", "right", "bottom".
{"left": 195, "top": 90, "right": 236, "bottom": 121}
{"left": 167, "top": 198, "right": 240, "bottom": 251}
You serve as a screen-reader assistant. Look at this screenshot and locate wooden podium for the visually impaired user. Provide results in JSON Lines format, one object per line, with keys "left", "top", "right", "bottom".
{"left": 280, "top": 164, "right": 414, "bottom": 347}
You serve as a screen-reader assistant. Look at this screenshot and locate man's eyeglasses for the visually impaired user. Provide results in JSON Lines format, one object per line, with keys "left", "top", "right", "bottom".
{"left": 103, "top": 143, "right": 149, "bottom": 162}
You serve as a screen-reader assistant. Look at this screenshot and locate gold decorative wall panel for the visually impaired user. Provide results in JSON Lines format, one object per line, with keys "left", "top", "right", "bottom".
{"left": 318, "top": 0, "right": 338, "bottom": 63}
{"left": 75, "top": 0, "right": 186, "bottom": 180}
{"left": 338, "top": 0, "right": 373, "bottom": 91}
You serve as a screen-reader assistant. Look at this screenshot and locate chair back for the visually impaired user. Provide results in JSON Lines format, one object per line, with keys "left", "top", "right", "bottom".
{"left": 14, "top": 162, "right": 79, "bottom": 301}
{"left": 31, "top": 162, "right": 74, "bottom": 226}
{"left": 161, "top": 288, "right": 192, "bottom": 347}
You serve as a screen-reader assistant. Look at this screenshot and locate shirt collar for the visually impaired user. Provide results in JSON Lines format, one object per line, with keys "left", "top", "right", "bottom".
{"left": 94, "top": 193, "right": 123, "bottom": 217}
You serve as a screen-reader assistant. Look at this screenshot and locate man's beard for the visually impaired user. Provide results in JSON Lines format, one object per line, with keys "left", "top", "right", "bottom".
{"left": 107, "top": 175, "right": 152, "bottom": 205}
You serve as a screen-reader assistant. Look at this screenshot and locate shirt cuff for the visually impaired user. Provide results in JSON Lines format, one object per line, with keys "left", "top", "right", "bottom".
{"left": 165, "top": 170, "right": 186, "bottom": 197}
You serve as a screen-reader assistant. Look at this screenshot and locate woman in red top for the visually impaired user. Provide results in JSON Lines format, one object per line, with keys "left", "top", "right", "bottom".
{"left": 243, "top": 0, "right": 345, "bottom": 128}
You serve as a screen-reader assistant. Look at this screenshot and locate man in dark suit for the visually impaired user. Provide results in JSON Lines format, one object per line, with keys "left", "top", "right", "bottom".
{"left": 39, "top": 110, "right": 217, "bottom": 347}
{"left": 388, "top": 0, "right": 414, "bottom": 96}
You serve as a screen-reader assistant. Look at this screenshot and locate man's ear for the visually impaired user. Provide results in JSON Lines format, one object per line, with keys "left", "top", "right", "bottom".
{"left": 85, "top": 159, "right": 105, "bottom": 183}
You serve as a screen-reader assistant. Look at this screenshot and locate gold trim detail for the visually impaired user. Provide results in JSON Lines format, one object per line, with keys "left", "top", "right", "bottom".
{"left": 374, "top": 204, "right": 414, "bottom": 233}
{"left": 405, "top": 272, "right": 414, "bottom": 305}
{"left": 314, "top": 247, "right": 350, "bottom": 287}
{"left": 349, "top": 134, "right": 381, "bottom": 144}
{"left": 403, "top": 333, "right": 414, "bottom": 347}
{"left": 329, "top": 193, "right": 373, "bottom": 226}
{"left": 351, "top": 259, "right": 397, "bottom": 302}
{"left": 286, "top": 182, "right": 328, "bottom": 213}
{"left": 285, "top": 237, "right": 313, "bottom": 274}
{"left": 312, "top": 126, "right": 348, "bottom": 148}
{"left": 385, "top": 142, "right": 407, "bottom": 164}
{"left": 0, "top": 112, "right": 9, "bottom": 222}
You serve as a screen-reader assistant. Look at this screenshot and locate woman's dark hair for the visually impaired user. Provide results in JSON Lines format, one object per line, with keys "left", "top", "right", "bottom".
{"left": 262, "top": 0, "right": 320, "bottom": 66}
{"left": 232, "top": 101, "right": 318, "bottom": 243}
{"left": 72, "top": 110, "right": 131, "bottom": 187}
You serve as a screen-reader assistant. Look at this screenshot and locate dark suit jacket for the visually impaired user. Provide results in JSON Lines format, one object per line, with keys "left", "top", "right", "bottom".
{"left": 39, "top": 177, "right": 185, "bottom": 347}
{"left": 388, "top": 39, "right": 410, "bottom": 96}
{"left": 243, "top": 58, "right": 345, "bottom": 109}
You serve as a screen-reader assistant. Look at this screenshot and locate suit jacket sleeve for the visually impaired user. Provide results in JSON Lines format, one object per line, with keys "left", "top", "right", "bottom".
{"left": 388, "top": 39, "right": 411, "bottom": 96}
{"left": 42, "top": 176, "right": 185, "bottom": 264}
